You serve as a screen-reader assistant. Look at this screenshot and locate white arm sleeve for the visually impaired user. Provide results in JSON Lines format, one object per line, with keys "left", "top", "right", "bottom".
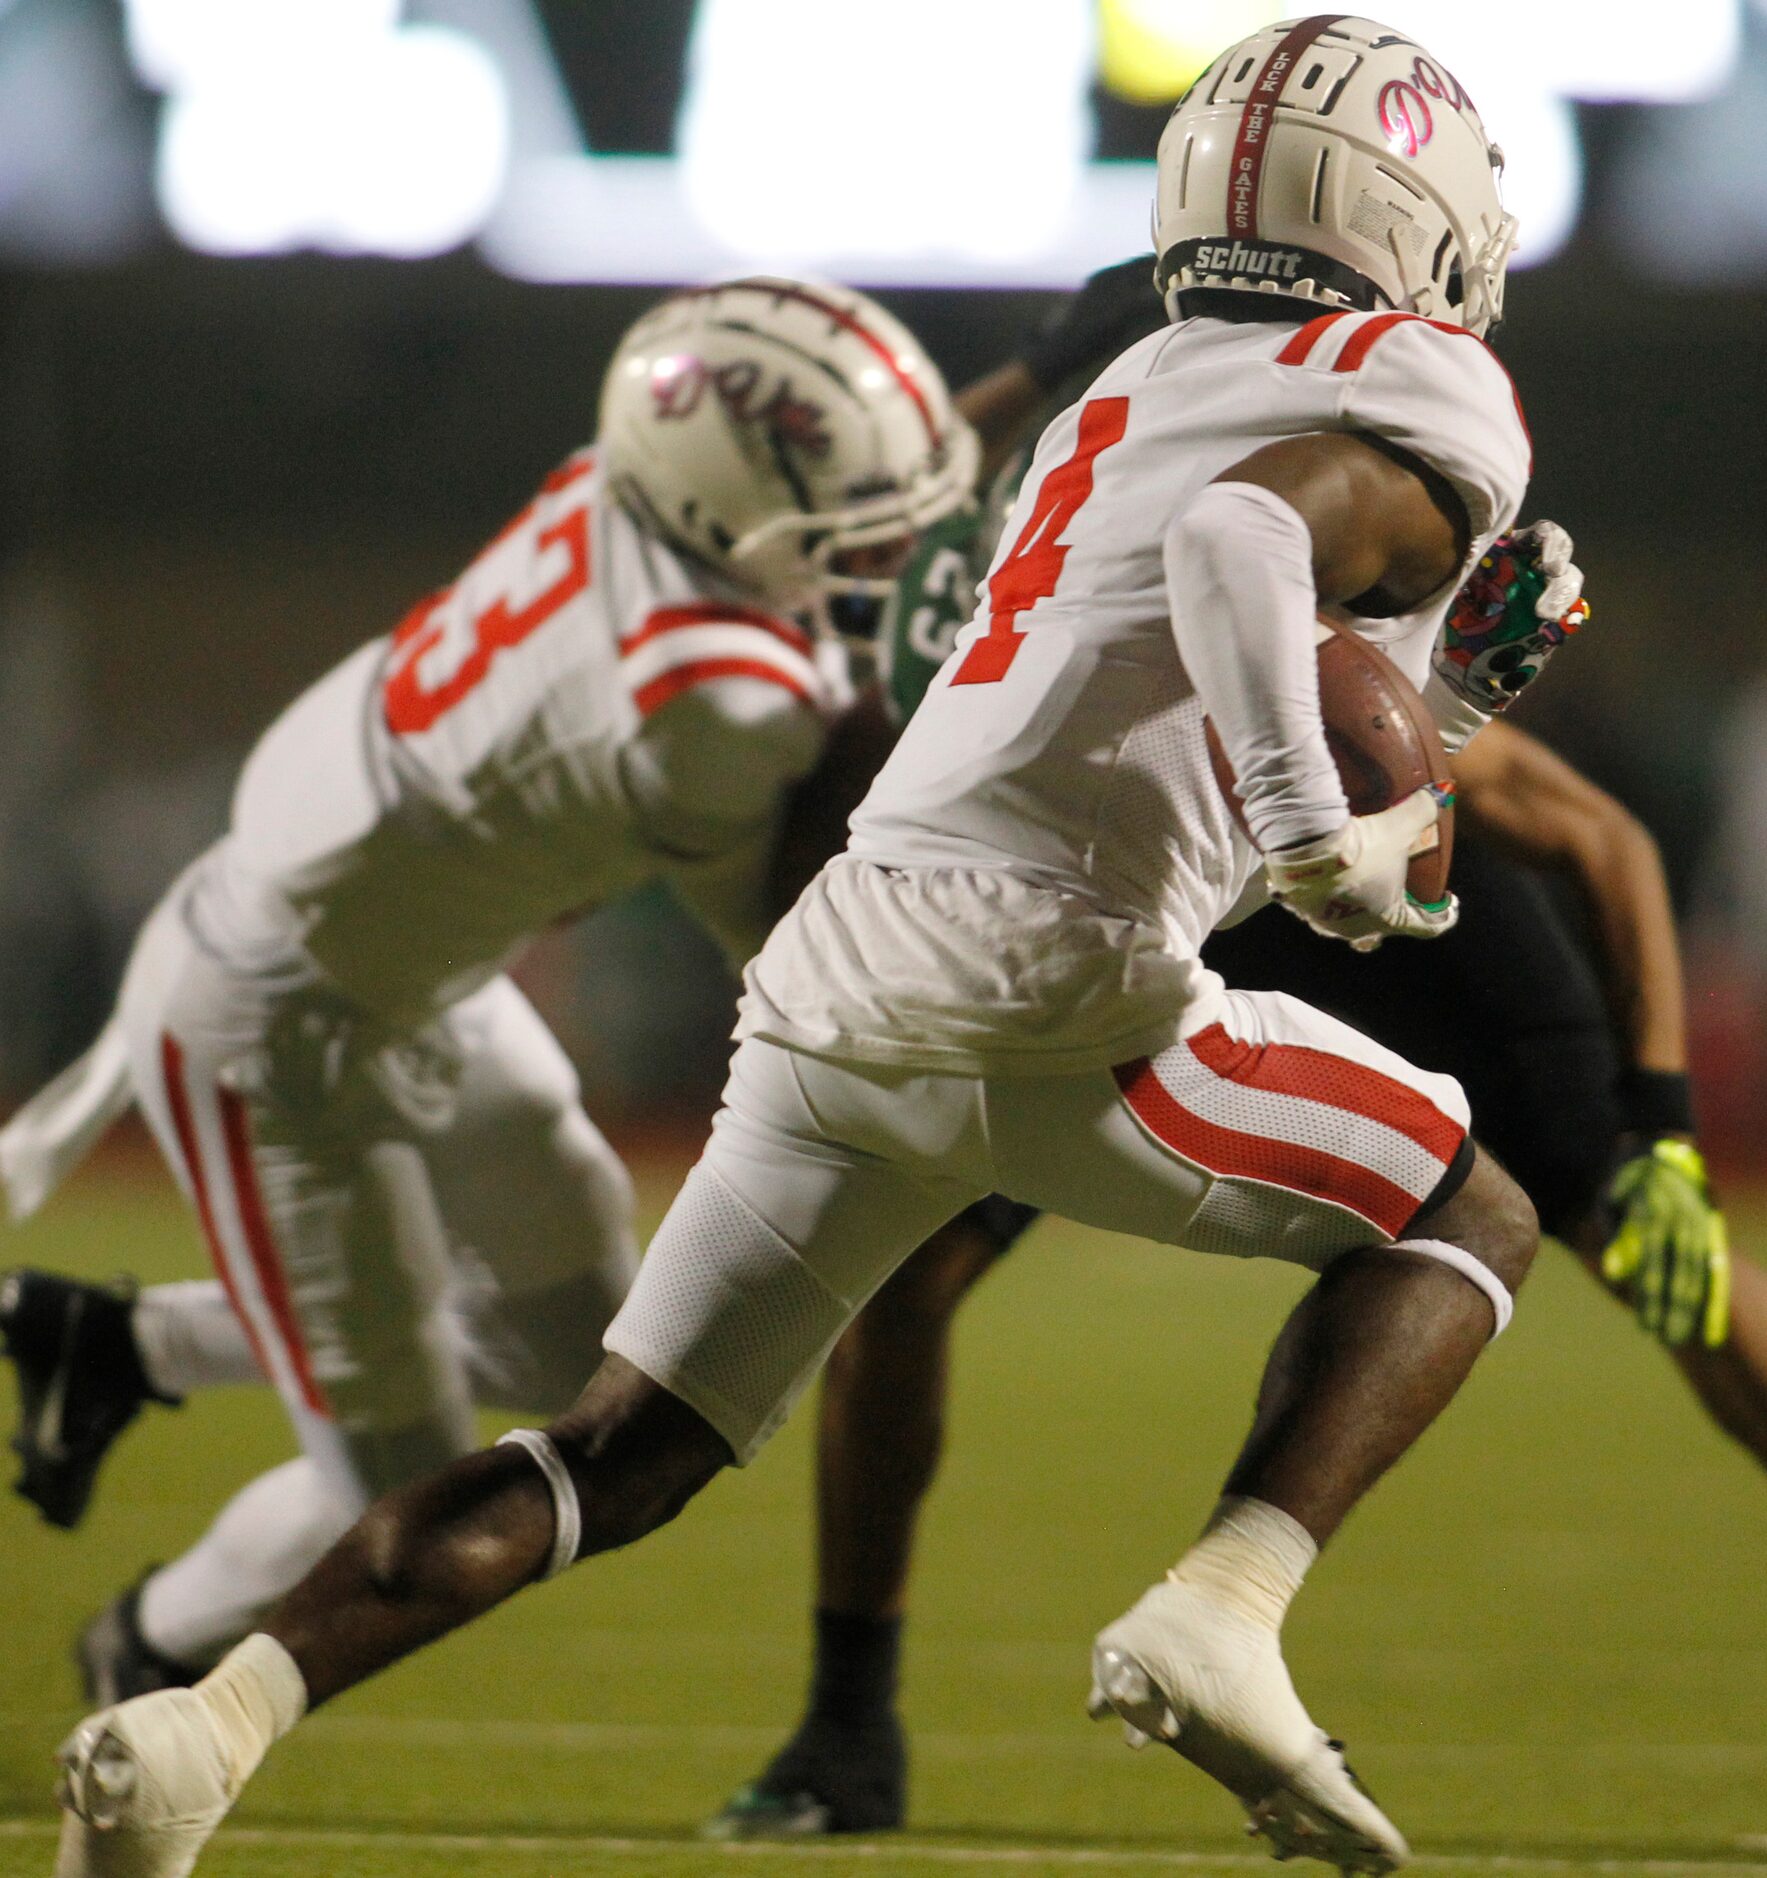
{"left": 666, "top": 831, "right": 777, "bottom": 971}
{"left": 618, "top": 675, "right": 826, "bottom": 859}
{"left": 1420, "top": 664, "right": 1491, "bottom": 756}
{"left": 1166, "top": 481, "right": 1348, "bottom": 853}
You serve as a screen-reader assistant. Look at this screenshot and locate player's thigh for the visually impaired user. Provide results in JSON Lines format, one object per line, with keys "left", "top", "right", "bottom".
{"left": 118, "top": 866, "right": 271, "bottom": 1177}
{"left": 419, "top": 978, "right": 641, "bottom": 1412}
{"left": 986, "top": 987, "right": 1473, "bottom": 1268}
{"left": 1206, "top": 840, "right": 1624, "bottom": 1240}
{"left": 420, "top": 977, "right": 639, "bottom": 1294}
{"left": 117, "top": 874, "right": 377, "bottom": 1493}
{"left": 605, "top": 1037, "right": 988, "bottom": 1462}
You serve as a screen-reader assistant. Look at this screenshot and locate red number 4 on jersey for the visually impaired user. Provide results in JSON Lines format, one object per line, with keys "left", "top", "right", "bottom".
{"left": 949, "top": 396, "right": 1128, "bottom": 687}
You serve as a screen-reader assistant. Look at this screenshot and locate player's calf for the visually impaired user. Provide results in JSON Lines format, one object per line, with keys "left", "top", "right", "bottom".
{"left": 1228, "top": 1147, "right": 1535, "bottom": 1542}
{"left": 1089, "top": 1148, "right": 1537, "bottom": 1871}
{"left": 263, "top": 1356, "right": 727, "bottom": 1708}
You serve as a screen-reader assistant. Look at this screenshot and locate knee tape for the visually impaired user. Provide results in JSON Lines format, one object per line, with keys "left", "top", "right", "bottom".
{"left": 1391, "top": 1238, "right": 1512, "bottom": 1339}
{"left": 496, "top": 1428, "right": 581, "bottom": 1579}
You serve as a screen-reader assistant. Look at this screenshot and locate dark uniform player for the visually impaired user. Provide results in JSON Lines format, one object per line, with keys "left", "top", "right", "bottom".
{"left": 705, "top": 258, "right": 1766, "bottom": 1838}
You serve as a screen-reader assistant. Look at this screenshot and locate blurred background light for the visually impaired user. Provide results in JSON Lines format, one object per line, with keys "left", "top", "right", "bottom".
{"left": 0, "top": 0, "right": 1760, "bottom": 284}
{"left": 1097, "top": 0, "right": 1280, "bottom": 102}
{"left": 679, "top": 0, "right": 1095, "bottom": 268}
{"left": 129, "top": 0, "right": 510, "bottom": 257}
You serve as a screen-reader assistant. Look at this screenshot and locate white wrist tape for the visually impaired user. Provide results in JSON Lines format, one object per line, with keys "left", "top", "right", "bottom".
{"left": 497, "top": 1428, "right": 583, "bottom": 1579}
{"left": 1392, "top": 1237, "right": 1513, "bottom": 1339}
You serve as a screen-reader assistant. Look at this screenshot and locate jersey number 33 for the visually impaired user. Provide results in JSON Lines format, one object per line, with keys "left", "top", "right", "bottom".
{"left": 383, "top": 461, "right": 593, "bottom": 736}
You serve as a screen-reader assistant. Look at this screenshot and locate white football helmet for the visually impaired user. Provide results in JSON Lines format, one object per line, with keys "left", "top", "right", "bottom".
{"left": 600, "top": 277, "right": 979, "bottom": 628}
{"left": 1153, "top": 15, "right": 1517, "bottom": 336}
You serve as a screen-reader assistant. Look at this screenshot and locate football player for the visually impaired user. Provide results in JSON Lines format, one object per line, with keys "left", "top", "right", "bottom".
{"left": 706, "top": 262, "right": 1760, "bottom": 1838}
{"left": 50, "top": 18, "right": 1575, "bottom": 1875}
{"left": 0, "top": 276, "right": 976, "bottom": 1701}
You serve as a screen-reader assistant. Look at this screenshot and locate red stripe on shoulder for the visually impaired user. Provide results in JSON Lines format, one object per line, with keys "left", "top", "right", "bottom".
{"left": 1330, "top": 312, "right": 1533, "bottom": 473}
{"left": 1331, "top": 312, "right": 1426, "bottom": 373}
{"left": 619, "top": 603, "right": 812, "bottom": 659}
{"left": 633, "top": 656, "right": 815, "bottom": 719}
{"left": 541, "top": 449, "right": 596, "bottom": 495}
{"left": 1275, "top": 312, "right": 1351, "bottom": 366}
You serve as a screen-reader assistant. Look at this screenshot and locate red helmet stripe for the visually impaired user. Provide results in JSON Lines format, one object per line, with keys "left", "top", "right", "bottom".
{"left": 691, "top": 281, "right": 940, "bottom": 446}
{"left": 1227, "top": 14, "right": 1346, "bottom": 240}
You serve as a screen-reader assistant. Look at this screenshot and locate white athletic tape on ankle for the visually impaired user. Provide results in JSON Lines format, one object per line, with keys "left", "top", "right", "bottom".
{"left": 496, "top": 1429, "right": 582, "bottom": 1579}
{"left": 1392, "top": 1237, "right": 1513, "bottom": 1338}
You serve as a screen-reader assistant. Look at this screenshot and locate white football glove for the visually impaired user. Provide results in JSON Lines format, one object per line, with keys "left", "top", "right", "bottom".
{"left": 1264, "top": 787, "right": 1458, "bottom": 953}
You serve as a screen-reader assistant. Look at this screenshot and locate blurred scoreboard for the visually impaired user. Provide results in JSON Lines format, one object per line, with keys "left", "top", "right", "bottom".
{"left": 2, "top": 0, "right": 1758, "bottom": 285}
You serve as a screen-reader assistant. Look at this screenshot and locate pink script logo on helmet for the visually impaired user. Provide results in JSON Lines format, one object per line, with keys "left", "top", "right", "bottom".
{"left": 649, "top": 355, "right": 833, "bottom": 458}
{"left": 1378, "top": 58, "right": 1478, "bottom": 160}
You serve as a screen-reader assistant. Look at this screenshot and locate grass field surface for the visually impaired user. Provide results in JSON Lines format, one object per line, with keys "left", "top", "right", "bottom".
{"left": 2, "top": 1150, "right": 1765, "bottom": 1878}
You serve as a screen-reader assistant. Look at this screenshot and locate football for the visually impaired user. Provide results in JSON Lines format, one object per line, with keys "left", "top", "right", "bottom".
{"left": 1205, "top": 616, "right": 1455, "bottom": 904}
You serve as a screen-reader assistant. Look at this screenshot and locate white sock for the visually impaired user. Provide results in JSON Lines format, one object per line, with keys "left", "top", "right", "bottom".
{"left": 193, "top": 1634, "right": 307, "bottom": 1791}
{"left": 139, "top": 1459, "right": 357, "bottom": 1666}
{"left": 133, "top": 1281, "right": 263, "bottom": 1397}
{"left": 1167, "top": 1495, "right": 1318, "bottom": 1633}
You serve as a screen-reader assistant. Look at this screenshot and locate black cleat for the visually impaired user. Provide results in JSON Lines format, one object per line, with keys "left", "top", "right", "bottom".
{"left": 703, "top": 1713, "right": 907, "bottom": 1839}
{"left": 0, "top": 1268, "right": 177, "bottom": 1529}
{"left": 76, "top": 1579, "right": 200, "bottom": 1706}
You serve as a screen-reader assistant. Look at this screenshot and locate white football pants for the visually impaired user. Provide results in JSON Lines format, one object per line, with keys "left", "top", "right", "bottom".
{"left": 115, "top": 853, "right": 639, "bottom": 1661}
{"left": 606, "top": 990, "right": 1472, "bottom": 1464}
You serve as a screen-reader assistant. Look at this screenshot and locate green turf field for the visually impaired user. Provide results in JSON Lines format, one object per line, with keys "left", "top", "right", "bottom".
{"left": 3, "top": 1155, "right": 1765, "bottom": 1878}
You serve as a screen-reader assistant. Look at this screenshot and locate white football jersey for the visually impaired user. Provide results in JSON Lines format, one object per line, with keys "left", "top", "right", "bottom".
{"left": 740, "top": 309, "right": 1531, "bottom": 1074}
{"left": 224, "top": 449, "right": 842, "bottom": 1018}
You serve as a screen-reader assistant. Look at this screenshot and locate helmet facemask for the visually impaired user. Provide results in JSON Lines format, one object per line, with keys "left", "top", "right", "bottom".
{"left": 600, "top": 278, "right": 978, "bottom": 643}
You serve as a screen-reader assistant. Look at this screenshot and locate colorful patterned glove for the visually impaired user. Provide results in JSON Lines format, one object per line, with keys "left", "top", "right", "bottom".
{"left": 1601, "top": 1138, "right": 1732, "bottom": 1349}
{"left": 1436, "top": 521, "right": 1590, "bottom": 713}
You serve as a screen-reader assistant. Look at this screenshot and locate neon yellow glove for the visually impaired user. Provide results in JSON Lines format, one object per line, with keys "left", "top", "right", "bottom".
{"left": 1601, "top": 1138, "right": 1731, "bottom": 1349}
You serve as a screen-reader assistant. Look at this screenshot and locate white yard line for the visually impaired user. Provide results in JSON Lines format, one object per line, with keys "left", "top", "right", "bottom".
{"left": 73, "top": 1710, "right": 1767, "bottom": 1767}
{"left": 7, "top": 1713, "right": 1766, "bottom": 1769}
{"left": 1, "top": 1820, "right": 1764, "bottom": 1873}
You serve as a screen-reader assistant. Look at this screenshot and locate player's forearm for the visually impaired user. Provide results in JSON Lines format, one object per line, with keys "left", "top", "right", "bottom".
{"left": 1571, "top": 811, "right": 1688, "bottom": 1075}
{"left": 767, "top": 686, "right": 898, "bottom": 918}
{"left": 1454, "top": 722, "right": 1686, "bottom": 1077}
{"left": 1166, "top": 483, "right": 1347, "bottom": 851}
{"left": 954, "top": 362, "right": 1045, "bottom": 486}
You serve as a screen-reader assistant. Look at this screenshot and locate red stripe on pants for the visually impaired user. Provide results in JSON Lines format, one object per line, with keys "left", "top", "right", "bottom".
{"left": 159, "top": 1032, "right": 277, "bottom": 1389}
{"left": 1185, "top": 1023, "right": 1463, "bottom": 1163}
{"left": 215, "top": 1088, "right": 330, "bottom": 1418}
{"left": 1114, "top": 1057, "right": 1423, "bottom": 1238}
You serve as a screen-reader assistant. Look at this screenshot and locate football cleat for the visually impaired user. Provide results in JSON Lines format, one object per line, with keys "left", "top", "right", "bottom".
{"left": 78, "top": 1582, "right": 200, "bottom": 1709}
{"left": 1090, "top": 1579, "right": 1408, "bottom": 1876}
{"left": 702, "top": 1714, "right": 906, "bottom": 1839}
{"left": 0, "top": 1268, "right": 178, "bottom": 1529}
{"left": 54, "top": 1689, "right": 237, "bottom": 1878}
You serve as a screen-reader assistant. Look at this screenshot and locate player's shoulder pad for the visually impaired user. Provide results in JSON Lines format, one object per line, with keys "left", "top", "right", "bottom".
{"left": 618, "top": 601, "right": 834, "bottom": 727}
{"left": 1282, "top": 310, "right": 1532, "bottom": 539}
